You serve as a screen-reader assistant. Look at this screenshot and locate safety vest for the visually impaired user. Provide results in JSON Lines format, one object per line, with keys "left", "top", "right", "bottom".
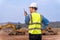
{"left": 28, "top": 12, "right": 42, "bottom": 34}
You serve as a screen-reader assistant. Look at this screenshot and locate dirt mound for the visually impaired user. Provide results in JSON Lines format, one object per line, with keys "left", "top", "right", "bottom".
{"left": 0, "top": 28, "right": 59, "bottom": 40}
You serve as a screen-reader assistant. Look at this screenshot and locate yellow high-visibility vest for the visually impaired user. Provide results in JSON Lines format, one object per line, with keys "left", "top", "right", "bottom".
{"left": 28, "top": 12, "right": 42, "bottom": 34}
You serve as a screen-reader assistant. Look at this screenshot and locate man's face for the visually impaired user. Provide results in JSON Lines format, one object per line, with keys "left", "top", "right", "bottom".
{"left": 29, "top": 7, "right": 33, "bottom": 13}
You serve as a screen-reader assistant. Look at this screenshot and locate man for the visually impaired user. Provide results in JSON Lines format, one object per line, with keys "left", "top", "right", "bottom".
{"left": 24, "top": 2, "right": 49, "bottom": 40}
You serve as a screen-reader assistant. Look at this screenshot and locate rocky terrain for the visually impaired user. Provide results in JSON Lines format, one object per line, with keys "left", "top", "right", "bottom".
{"left": 0, "top": 22, "right": 60, "bottom": 40}
{"left": 0, "top": 28, "right": 59, "bottom": 40}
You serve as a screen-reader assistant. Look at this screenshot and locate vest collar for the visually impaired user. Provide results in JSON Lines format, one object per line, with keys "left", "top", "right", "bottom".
{"left": 31, "top": 12, "right": 37, "bottom": 14}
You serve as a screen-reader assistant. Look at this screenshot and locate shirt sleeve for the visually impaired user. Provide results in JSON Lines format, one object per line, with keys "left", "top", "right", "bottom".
{"left": 42, "top": 16, "right": 49, "bottom": 29}
{"left": 25, "top": 15, "right": 30, "bottom": 25}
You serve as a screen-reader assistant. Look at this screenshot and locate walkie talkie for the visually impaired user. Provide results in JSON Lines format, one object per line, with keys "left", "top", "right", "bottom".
{"left": 24, "top": 9, "right": 27, "bottom": 16}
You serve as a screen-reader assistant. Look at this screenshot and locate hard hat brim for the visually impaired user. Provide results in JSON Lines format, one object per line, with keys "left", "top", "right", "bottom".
{"left": 29, "top": 7, "right": 37, "bottom": 8}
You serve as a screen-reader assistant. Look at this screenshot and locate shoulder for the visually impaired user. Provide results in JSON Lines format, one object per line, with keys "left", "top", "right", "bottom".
{"left": 36, "top": 12, "right": 42, "bottom": 15}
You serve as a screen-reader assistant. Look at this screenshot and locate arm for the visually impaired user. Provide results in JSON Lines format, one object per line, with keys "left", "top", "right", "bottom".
{"left": 25, "top": 15, "right": 30, "bottom": 25}
{"left": 24, "top": 9, "right": 30, "bottom": 25}
{"left": 42, "top": 16, "right": 49, "bottom": 29}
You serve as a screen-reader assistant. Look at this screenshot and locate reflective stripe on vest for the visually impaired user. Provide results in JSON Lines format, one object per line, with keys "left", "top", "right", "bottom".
{"left": 28, "top": 12, "right": 42, "bottom": 34}
{"left": 29, "top": 28, "right": 42, "bottom": 30}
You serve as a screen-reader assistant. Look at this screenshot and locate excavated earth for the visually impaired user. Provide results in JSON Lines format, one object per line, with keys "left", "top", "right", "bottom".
{"left": 0, "top": 28, "right": 60, "bottom": 40}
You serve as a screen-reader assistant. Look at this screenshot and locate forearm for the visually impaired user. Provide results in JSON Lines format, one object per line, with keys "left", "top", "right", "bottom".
{"left": 25, "top": 15, "right": 30, "bottom": 25}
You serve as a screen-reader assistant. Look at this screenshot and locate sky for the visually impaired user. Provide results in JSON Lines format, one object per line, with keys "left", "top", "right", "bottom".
{"left": 0, "top": 0, "right": 60, "bottom": 23}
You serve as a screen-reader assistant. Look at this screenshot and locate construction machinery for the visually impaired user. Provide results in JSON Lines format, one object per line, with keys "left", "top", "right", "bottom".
{"left": 0, "top": 23, "right": 57, "bottom": 35}
{"left": 42, "top": 27, "right": 57, "bottom": 35}
{"left": 0, "top": 23, "right": 28, "bottom": 35}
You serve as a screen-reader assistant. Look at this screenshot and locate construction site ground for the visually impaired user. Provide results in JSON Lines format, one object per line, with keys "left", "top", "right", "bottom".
{"left": 0, "top": 28, "right": 60, "bottom": 40}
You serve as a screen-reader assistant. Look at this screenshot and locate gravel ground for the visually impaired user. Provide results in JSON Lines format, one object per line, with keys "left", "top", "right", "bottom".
{"left": 0, "top": 28, "right": 60, "bottom": 40}
{"left": 0, "top": 32, "right": 60, "bottom": 40}
{"left": 42, "top": 35, "right": 60, "bottom": 40}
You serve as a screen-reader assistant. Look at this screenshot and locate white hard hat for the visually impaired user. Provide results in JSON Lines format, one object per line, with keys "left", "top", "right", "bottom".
{"left": 29, "top": 2, "right": 38, "bottom": 8}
